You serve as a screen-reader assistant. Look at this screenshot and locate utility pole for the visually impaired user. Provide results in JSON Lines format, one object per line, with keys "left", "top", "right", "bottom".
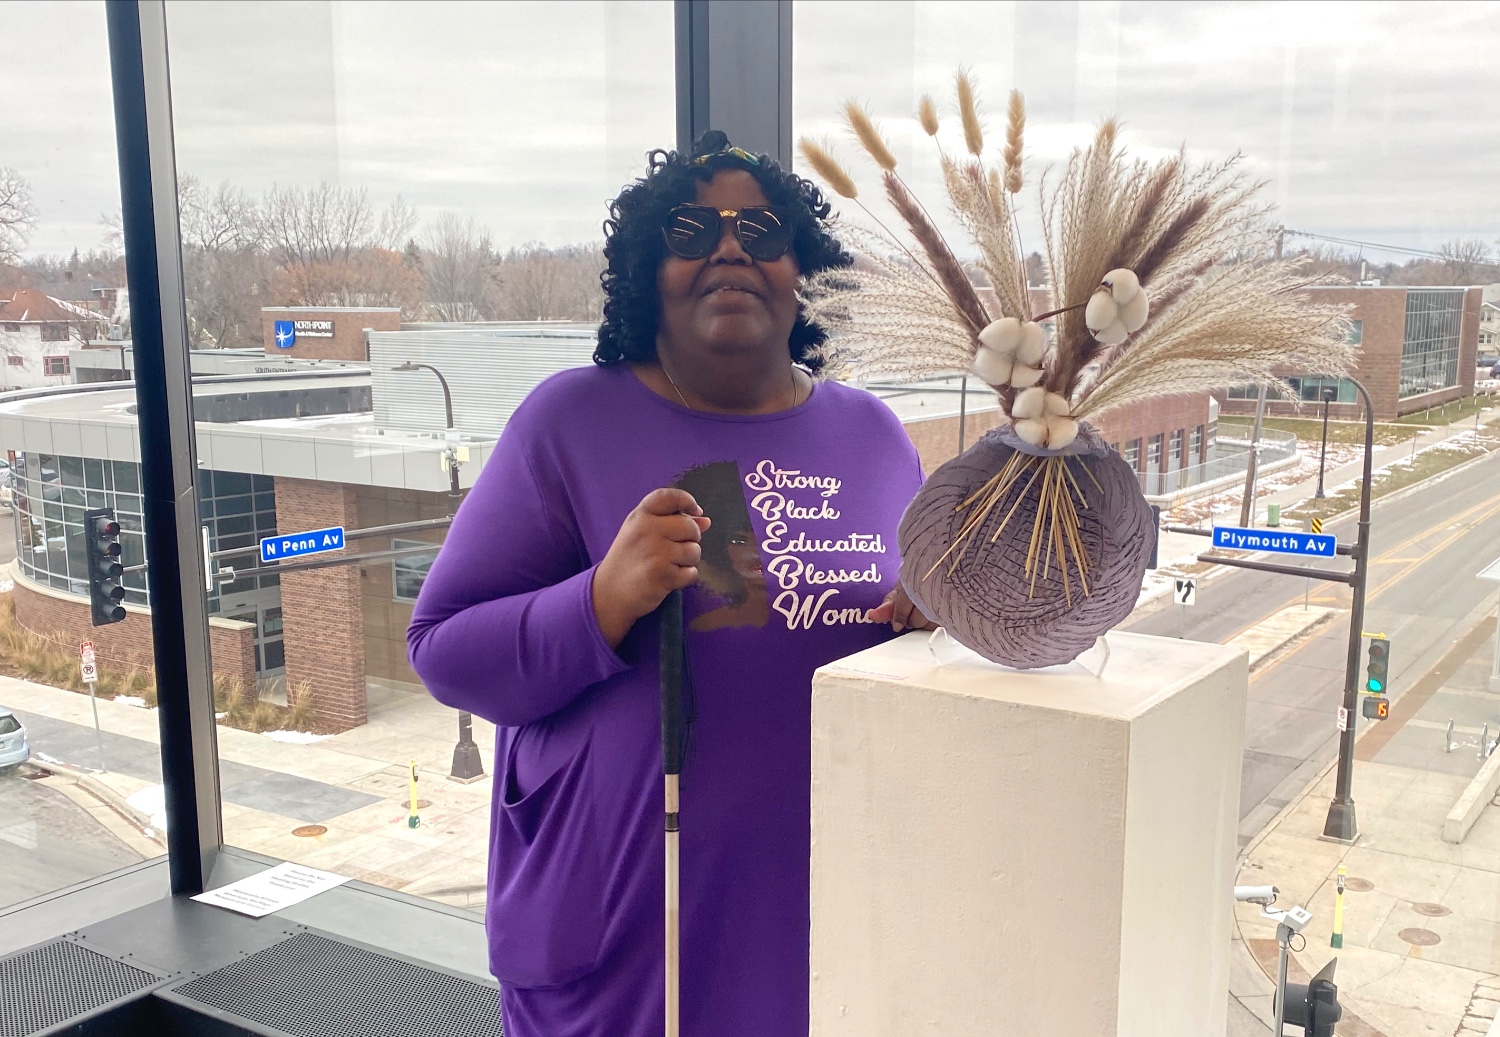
{"left": 1241, "top": 227, "right": 1286, "bottom": 527}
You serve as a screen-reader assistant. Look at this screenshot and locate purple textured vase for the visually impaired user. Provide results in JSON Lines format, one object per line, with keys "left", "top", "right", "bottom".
{"left": 898, "top": 421, "right": 1156, "bottom": 669}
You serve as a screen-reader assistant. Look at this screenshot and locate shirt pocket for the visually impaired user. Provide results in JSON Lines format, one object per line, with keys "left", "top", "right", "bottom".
{"left": 487, "top": 729, "right": 605, "bottom": 988}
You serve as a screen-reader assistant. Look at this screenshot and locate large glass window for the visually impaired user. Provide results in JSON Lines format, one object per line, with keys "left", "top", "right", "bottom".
{"left": 0, "top": 1, "right": 163, "bottom": 910}
{"left": 159, "top": 0, "right": 675, "bottom": 910}
{"left": 1400, "top": 287, "right": 1465, "bottom": 398}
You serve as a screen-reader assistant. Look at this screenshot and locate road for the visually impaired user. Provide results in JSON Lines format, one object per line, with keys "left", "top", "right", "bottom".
{"left": 1124, "top": 447, "right": 1500, "bottom": 844}
{"left": 0, "top": 771, "right": 144, "bottom": 911}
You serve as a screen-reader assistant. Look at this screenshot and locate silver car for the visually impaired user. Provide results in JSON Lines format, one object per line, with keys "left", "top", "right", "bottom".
{"left": 0, "top": 708, "right": 30, "bottom": 772}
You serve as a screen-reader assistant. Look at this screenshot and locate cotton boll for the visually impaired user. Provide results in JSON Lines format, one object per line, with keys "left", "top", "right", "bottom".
{"left": 1043, "top": 392, "right": 1071, "bottom": 416}
{"left": 1094, "top": 318, "right": 1129, "bottom": 345}
{"left": 1013, "top": 417, "right": 1049, "bottom": 447}
{"left": 1045, "top": 415, "right": 1079, "bottom": 450}
{"left": 1009, "top": 364, "right": 1043, "bottom": 389}
{"left": 1084, "top": 290, "right": 1118, "bottom": 332}
{"left": 1016, "top": 321, "right": 1047, "bottom": 365}
{"left": 1101, "top": 268, "right": 1140, "bottom": 305}
{"left": 1011, "top": 386, "right": 1046, "bottom": 419}
{"left": 973, "top": 348, "right": 1014, "bottom": 386}
{"left": 978, "top": 317, "right": 1022, "bottom": 355}
{"left": 1118, "top": 290, "right": 1149, "bottom": 333}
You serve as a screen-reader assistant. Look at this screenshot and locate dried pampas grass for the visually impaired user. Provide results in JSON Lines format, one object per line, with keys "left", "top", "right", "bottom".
{"left": 955, "top": 70, "right": 984, "bottom": 157}
{"left": 918, "top": 95, "right": 940, "bottom": 136}
{"left": 797, "top": 138, "right": 858, "bottom": 200}
{"left": 1003, "top": 90, "right": 1025, "bottom": 194}
{"left": 843, "top": 102, "right": 898, "bottom": 172}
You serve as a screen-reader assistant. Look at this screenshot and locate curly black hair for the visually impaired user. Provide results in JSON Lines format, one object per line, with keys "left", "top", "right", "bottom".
{"left": 594, "top": 130, "right": 851, "bottom": 373}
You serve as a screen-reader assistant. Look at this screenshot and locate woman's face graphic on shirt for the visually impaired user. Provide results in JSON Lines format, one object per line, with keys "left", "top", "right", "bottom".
{"left": 726, "top": 527, "right": 764, "bottom": 582}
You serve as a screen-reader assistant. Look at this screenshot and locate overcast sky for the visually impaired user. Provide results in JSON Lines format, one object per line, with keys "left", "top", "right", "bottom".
{"left": 7, "top": 0, "right": 1499, "bottom": 260}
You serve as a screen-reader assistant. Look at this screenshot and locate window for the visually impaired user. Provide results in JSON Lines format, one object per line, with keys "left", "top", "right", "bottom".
{"left": 1168, "top": 429, "right": 1184, "bottom": 471}
{"left": 393, "top": 538, "right": 440, "bottom": 603}
{"left": 1225, "top": 384, "right": 1262, "bottom": 400}
{"left": 1190, "top": 425, "right": 1204, "bottom": 461}
{"left": 1400, "top": 288, "right": 1464, "bottom": 398}
{"left": 1147, "top": 434, "right": 1163, "bottom": 471}
{"left": 1122, "top": 438, "right": 1141, "bottom": 470}
{"left": 1346, "top": 319, "right": 1363, "bottom": 345}
{"left": 6, "top": 355, "right": 22, "bottom": 367}
{"left": 41, "top": 322, "right": 70, "bottom": 342}
{"left": 43, "top": 356, "right": 70, "bottom": 376}
{"left": 1286, "top": 376, "right": 1357, "bottom": 403}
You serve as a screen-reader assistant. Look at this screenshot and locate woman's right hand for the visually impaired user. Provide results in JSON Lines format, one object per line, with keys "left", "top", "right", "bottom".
{"left": 592, "top": 488, "right": 710, "bottom": 648}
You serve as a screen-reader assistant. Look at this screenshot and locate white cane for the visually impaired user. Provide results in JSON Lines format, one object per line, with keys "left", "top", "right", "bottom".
{"left": 660, "top": 588, "right": 685, "bottom": 1037}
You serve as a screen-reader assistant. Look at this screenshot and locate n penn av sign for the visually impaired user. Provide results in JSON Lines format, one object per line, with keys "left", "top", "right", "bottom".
{"left": 260, "top": 526, "right": 346, "bottom": 564}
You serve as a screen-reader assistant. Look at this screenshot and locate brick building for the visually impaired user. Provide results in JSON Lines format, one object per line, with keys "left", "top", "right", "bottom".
{"left": 1216, "top": 284, "right": 1483, "bottom": 422}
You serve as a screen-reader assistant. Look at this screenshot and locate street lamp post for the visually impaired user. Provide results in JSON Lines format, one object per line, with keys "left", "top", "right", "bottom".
{"left": 1315, "top": 385, "right": 1336, "bottom": 499}
{"left": 393, "top": 361, "right": 484, "bottom": 783}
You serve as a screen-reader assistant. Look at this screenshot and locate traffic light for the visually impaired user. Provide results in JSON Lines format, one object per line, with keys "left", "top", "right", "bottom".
{"left": 1283, "top": 958, "right": 1343, "bottom": 1037}
{"left": 1362, "top": 695, "right": 1390, "bottom": 720}
{"left": 84, "top": 507, "right": 126, "bottom": 626}
{"left": 1364, "top": 635, "right": 1389, "bottom": 694}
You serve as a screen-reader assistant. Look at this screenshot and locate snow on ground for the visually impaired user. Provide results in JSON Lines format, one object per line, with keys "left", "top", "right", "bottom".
{"left": 260, "top": 729, "right": 330, "bottom": 744}
{"left": 126, "top": 784, "right": 168, "bottom": 834}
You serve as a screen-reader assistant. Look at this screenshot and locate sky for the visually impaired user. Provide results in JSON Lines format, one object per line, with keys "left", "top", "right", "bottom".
{"left": 6, "top": 0, "right": 1499, "bottom": 261}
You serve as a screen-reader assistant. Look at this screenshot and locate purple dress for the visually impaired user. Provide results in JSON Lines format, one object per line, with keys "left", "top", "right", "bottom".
{"left": 408, "top": 363, "right": 924, "bottom": 1037}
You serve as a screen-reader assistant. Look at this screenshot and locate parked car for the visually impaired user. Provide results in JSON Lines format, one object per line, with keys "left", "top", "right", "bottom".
{"left": 1491, "top": 361, "right": 1500, "bottom": 379}
{"left": 0, "top": 707, "right": 30, "bottom": 773}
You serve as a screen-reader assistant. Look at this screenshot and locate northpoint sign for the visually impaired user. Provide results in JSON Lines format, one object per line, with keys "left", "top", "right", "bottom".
{"left": 272, "top": 319, "right": 335, "bottom": 348}
{"left": 1212, "top": 525, "right": 1337, "bottom": 557}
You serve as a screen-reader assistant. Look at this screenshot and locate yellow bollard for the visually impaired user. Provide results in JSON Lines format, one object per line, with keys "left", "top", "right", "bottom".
{"left": 1330, "top": 863, "right": 1346, "bottom": 948}
{"left": 408, "top": 758, "right": 420, "bottom": 829}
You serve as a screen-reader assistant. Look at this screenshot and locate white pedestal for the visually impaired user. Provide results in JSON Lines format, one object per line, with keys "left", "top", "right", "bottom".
{"left": 809, "top": 631, "right": 1248, "bottom": 1037}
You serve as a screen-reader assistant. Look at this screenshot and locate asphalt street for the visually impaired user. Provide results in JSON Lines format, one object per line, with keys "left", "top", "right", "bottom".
{"left": 0, "top": 771, "right": 144, "bottom": 910}
{"left": 1124, "top": 447, "right": 1500, "bottom": 843}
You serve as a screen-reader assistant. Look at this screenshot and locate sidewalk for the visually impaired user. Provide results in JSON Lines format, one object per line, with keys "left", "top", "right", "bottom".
{"left": 1, "top": 674, "right": 495, "bottom": 912}
{"left": 1229, "top": 605, "right": 1500, "bottom": 1036}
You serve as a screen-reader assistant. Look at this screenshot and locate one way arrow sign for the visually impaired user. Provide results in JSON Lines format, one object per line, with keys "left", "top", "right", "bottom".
{"left": 1174, "top": 577, "right": 1197, "bottom": 606}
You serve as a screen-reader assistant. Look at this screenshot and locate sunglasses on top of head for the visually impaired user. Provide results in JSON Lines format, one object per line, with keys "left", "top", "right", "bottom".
{"left": 661, "top": 205, "right": 795, "bottom": 263}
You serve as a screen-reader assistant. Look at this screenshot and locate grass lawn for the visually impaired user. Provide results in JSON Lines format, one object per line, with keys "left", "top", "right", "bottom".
{"left": 1283, "top": 429, "right": 1500, "bottom": 525}
{"left": 1219, "top": 415, "right": 1419, "bottom": 447}
{"left": 1393, "top": 393, "right": 1498, "bottom": 426}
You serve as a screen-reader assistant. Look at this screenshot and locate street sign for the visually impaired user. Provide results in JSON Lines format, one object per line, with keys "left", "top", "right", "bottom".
{"left": 1337, "top": 706, "right": 1349, "bottom": 732}
{"left": 1212, "top": 525, "right": 1337, "bottom": 557}
{"left": 1174, "top": 577, "right": 1197, "bottom": 606}
{"left": 80, "top": 640, "right": 97, "bottom": 684}
{"left": 1310, "top": 517, "right": 1324, "bottom": 535}
{"left": 259, "top": 526, "right": 345, "bottom": 564}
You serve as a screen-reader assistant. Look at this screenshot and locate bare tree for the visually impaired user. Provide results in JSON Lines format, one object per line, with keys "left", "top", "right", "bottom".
{"left": 495, "top": 242, "right": 604, "bottom": 321}
{"left": 173, "top": 175, "right": 272, "bottom": 348}
{"left": 0, "top": 167, "right": 38, "bottom": 264}
{"left": 417, "top": 214, "right": 502, "bottom": 321}
{"left": 1438, "top": 238, "right": 1493, "bottom": 284}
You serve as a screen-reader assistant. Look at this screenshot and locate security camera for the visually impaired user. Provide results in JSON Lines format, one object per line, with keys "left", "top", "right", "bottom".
{"left": 1233, "top": 885, "right": 1279, "bottom": 907}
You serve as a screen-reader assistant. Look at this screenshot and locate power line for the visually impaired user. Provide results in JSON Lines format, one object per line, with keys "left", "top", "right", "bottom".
{"left": 1282, "top": 229, "right": 1452, "bottom": 261}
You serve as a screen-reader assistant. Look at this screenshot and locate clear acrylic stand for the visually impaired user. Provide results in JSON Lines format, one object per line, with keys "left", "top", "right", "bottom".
{"left": 926, "top": 627, "right": 1112, "bottom": 678}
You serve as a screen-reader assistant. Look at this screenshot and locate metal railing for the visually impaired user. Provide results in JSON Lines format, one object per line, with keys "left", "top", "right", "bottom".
{"left": 1138, "top": 428, "right": 1299, "bottom": 498}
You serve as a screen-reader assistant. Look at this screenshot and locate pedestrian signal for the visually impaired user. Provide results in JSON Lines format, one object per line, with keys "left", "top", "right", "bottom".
{"left": 1362, "top": 696, "right": 1390, "bottom": 720}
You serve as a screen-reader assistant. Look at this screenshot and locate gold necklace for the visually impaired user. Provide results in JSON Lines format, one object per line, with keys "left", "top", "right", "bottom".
{"left": 662, "top": 362, "right": 800, "bottom": 412}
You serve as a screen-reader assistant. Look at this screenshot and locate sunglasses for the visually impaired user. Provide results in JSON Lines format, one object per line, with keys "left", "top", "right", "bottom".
{"left": 661, "top": 205, "right": 795, "bottom": 262}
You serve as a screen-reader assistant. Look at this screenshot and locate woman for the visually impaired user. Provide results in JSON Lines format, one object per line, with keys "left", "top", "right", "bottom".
{"left": 408, "top": 131, "right": 931, "bottom": 1037}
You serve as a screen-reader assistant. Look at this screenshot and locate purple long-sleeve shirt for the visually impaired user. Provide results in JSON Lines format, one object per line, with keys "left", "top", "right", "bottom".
{"left": 408, "top": 363, "right": 923, "bottom": 1037}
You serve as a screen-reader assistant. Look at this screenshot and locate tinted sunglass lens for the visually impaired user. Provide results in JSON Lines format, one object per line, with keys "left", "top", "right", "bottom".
{"left": 664, "top": 208, "right": 719, "bottom": 258}
{"left": 737, "top": 209, "right": 791, "bottom": 261}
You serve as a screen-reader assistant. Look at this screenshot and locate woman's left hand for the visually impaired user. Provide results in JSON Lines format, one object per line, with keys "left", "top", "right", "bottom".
{"left": 868, "top": 584, "right": 939, "bottom": 633}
